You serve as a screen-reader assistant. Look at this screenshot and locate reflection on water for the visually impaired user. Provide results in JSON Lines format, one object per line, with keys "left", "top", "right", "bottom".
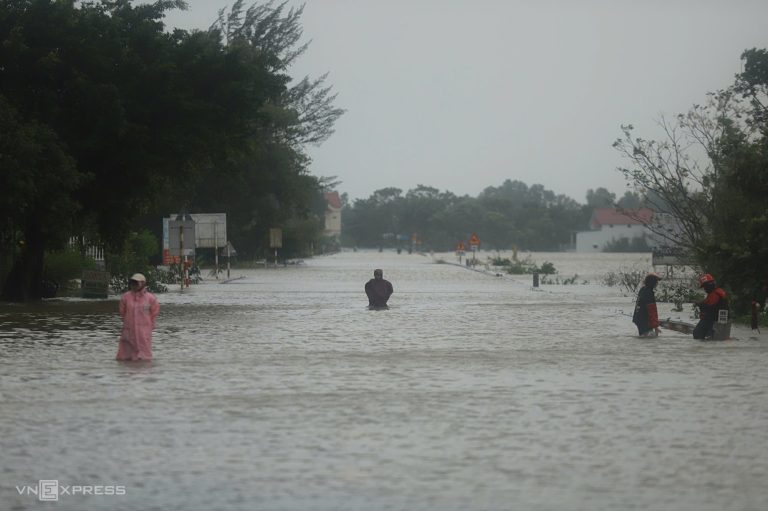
{"left": 1, "top": 251, "right": 767, "bottom": 511}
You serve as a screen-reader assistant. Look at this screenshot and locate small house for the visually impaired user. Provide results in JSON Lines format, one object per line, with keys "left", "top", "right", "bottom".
{"left": 323, "top": 191, "right": 342, "bottom": 239}
{"left": 575, "top": 208, "right": 654, "bottom": 252}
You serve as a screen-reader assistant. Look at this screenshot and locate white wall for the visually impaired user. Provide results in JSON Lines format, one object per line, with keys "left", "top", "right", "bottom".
{"left": 575, "top": 224, "right": 649, "bottom": 252}
{"left": 324, "top": 208, "right": 341, "bottom": 237}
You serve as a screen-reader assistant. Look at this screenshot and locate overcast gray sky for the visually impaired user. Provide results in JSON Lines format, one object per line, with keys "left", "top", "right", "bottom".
{"left": 162, "top": 0, "right": 768, "bottom": 203}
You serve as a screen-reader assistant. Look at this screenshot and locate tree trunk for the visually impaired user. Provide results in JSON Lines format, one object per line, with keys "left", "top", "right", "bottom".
{"left": 0, "top": 222, "right": 46, "bottom": 302}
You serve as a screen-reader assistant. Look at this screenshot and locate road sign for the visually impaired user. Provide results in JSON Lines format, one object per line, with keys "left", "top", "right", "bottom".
{"left": 269, "top": 228, "right": 283, "bottom": 248}
{"left": 456, "top": 241, "right": 465, "bottom": 251}
{"left": 82, "top": 270, "right": 109, "bottom": 299}
{"left": 469, "top": 233, "right": 480, "bottom": 246}
{"left": 169, "top": 220, "right": 196, "bottom": 257}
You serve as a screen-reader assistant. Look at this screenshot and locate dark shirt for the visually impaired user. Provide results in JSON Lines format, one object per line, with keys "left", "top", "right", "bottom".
{"left": 694, "top": 287, "right": 727, "bottom": 339}
{"left": 365, "top": 278, "right": 393, "bottom": 307}
{"left": 633, "top": 285, "right": 659, "bottom": 334}
{"left": 698, "top": 287, "right": 727, "bottom": 321}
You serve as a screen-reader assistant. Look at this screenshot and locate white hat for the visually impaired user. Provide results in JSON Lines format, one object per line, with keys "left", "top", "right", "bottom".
{"left": 130, "top": 273, "right": 146, "bottom": 282}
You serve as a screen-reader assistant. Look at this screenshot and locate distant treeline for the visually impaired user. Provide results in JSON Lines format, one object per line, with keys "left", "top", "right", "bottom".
{"left": 341, "top": 181, "right": 643, "bottom": 251}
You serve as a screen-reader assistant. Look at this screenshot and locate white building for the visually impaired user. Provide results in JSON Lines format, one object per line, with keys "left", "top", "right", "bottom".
{"left": 575, "top": 208, "right": 654, "bottom": 252}
{"left": 323, "top": 191, "right": 342, "bottom": 239}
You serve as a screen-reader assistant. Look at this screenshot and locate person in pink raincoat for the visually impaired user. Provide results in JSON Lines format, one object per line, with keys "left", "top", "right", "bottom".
{"left": 117, "top": 273, "right": 159, "bottom": 361}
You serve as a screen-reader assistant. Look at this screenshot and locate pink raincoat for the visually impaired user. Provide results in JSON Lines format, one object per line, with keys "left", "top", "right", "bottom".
{"left": 117, "top": 287, "right": 159, "bottom": 361}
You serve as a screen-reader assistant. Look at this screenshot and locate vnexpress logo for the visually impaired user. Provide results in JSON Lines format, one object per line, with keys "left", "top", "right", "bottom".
{"left": 15, "top": 480, "right": 60, "bottom": 501}
{"left": 16, "top": 480, "right": 126, "bottom": 501}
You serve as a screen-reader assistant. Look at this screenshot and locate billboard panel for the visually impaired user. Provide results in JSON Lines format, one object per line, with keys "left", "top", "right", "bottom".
{"left": 167, "top": 213, "right": 226, "bottom": 249}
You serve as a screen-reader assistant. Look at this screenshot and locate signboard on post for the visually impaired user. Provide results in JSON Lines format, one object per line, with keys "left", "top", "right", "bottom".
{"left": 469, "top": 233, "right": 480, "bottom": 260}
{"left": 191, "top": 213, "right": 227, "bottom": 249}
{"left": 164, "top": 213, "right": 227, "bottom": 275}
{"left": 269, "top": 228, "right": 282, "bottom": 267}
{"left": 192, "top": 213, "right": 227, "bottom": 279}
{"left": 82, "top": 270, "right": 109, "bottom": 299}
{"left": 169, "top": 219, "right": 195, "bottom": 290}
{"left": 269, "top": 228, "right": 283, "bottom": 248}
{"left": 166, "top": 214, "right": 225, "bottom": 250}
{"left": 456, "top": 241, "right": 465, "bottom": 264}
{"left": 168, "top": 220, "right": 196, "bottom": 257}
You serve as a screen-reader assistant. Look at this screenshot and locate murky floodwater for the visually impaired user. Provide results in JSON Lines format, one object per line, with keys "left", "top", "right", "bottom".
{"left": 1, "top": 251, "right": 767, "bottom": 511}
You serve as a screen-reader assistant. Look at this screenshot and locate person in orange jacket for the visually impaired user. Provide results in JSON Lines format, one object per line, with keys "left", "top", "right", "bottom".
{"left": 633, "top": 272, "right": 662, "bottom": 337}
{"left": 693, "top": 273, "right": 727, "bottom": 340}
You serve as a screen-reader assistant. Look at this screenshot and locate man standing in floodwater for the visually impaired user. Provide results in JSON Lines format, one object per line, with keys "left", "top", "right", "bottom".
{"left": 693, "top": 273, "right": 727, "bottom": 340}
{"left": 633, "top": 272, "right": 662, "bottom": 337}
{"left": 365, "top": 269, "right": 393, "bottom": 309}
{"left": 117, "top": 273, "right": 160, "bottom": 361}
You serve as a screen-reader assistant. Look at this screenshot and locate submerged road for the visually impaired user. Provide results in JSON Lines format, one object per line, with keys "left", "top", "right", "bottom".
{"left": 1, "top": 251, "right": 766, "bottom": 510}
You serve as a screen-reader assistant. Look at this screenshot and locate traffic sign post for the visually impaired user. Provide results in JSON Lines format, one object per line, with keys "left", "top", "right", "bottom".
{"left": 269, "top": 228, "right": 282, "bottom": 267}
{"left": 456, "top": 241, "right": 466, "bottom": 264}
{"left": 468, "top": 233, "right": 480, "bottom": 261}
{"left": 169, "top": 219, "right": 195, "bottom": 290}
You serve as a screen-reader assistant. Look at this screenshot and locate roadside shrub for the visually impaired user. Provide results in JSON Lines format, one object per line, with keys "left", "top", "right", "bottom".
{"left": 107, "top": 229, "right": 168, "bottom": 293}
{"left": 657, "top": 280, "right": 700, "bottom": 311}
{"left": 503, "top": 256, "right": 557, "bottom": 275}
{"left": 603, "top": 236, "right": 651, "bottom": 252}
{"left": 44, "top": 248, "right": 96, "bottom": 291}
{"left": 603, "top": 267, "right": 645, "bottom": 294}
{"left": 539, "top": 261, "right": 557, "bottom": 274}
{"left": 540, "top": 274, "right": 586, "bottom": 285}
{"left": 110, "top": 267, "right": 170, "bottom": 294}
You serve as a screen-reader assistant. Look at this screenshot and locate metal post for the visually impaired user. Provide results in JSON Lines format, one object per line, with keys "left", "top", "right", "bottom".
{"left": 179, "top": 224, "right": 184, "bottom": 291}
{"left": 226, "top": 242, "right": 231, "bottom": 279}
{"left": 214, "top": 222, "right": 219, "bottom": 280}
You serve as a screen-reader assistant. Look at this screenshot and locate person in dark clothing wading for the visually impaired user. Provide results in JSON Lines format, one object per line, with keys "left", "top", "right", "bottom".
{"left": 633, "top": 272, "right": 662, "bottom": 337}
{"left": 365, "top": 269, "right": 393, "bottom": 310}
{"left": 693, "top": 273, "right": 728, "bottom": 340}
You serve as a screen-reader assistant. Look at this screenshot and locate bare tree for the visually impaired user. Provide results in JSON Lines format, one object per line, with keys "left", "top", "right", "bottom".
{"left": 612, "top": 91, "right": 743, "bottom": 259}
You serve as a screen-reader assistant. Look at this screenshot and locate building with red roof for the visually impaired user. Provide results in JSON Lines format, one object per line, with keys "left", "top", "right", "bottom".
{"left": 576, "top": 208, "right": 655, "bottom": 252}
{"left": 323, "top": 191, "right": 342, "bottom": 239}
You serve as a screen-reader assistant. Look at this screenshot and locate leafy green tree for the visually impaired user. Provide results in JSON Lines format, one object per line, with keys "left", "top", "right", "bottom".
{"left": 0, "top": 0, "right": 343, "bottom": 298}
{"left": 180, "top": 1, "right": 344, "bottom": 259}
{"left": 585, "top": 187, "right": 616, "bottom": 208}
{"left": 0, "top": 96, "right": 81, "bottom": 300}
{"left": 707, "top": 48, "right": 768, "bottom": 311}
{"left": 615, "top": 49, "right": 768, "bottom": 312}
{"left": 616, "top": 191, "right": 644, "bottom": 209}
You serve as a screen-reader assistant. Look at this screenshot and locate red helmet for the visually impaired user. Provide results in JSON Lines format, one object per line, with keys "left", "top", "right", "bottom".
{"left": 698, "top": 273, "right": 715, "bottom": 287}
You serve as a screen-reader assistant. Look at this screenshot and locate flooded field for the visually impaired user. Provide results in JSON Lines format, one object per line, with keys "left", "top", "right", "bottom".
{"left": 1, "top": 251, "right": 767, "bottom": 511}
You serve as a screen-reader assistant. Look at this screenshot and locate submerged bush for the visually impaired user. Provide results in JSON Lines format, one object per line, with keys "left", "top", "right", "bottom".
{"left": 501, "top": 256, "right": 557, "bottom": 275}
{"left": 540, "top": 274, "right": 587, "bottom": 285}
{"left": 44, "top": 248, "right": 96, "bottom": 285}
{"left": 603, "top": 267, "right": 645, "bottom": 294}
{"left": 110, "top": 267, "right": 170, "bottom": 294}
{"left": 657, "top": 279, "right": 700, "bottom": 311}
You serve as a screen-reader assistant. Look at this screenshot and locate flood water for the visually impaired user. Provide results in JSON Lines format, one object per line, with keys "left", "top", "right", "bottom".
{"left": 1, "top": 251, "right": 767, "bottom": 511}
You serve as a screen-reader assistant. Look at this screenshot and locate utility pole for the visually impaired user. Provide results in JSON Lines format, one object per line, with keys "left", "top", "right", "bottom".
{"left": 179, "top": 223, "right": 184, "bottom": 291}
{"left": 214, "top": 222, "right": 219, "bottom": 280}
